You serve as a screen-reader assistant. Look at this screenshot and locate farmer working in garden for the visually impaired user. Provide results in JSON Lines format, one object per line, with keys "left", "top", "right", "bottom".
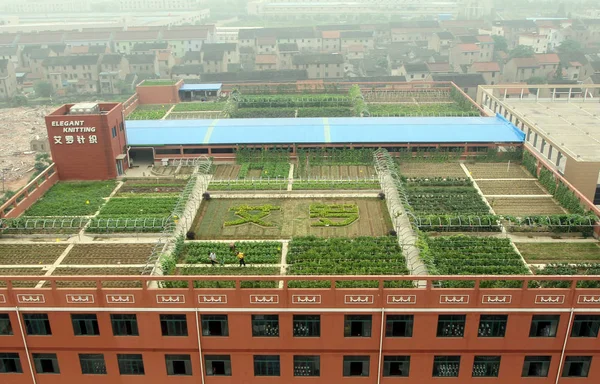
{"left": 209, "top": 251, "right": 217, "bottom": 266}
{"left": 237, "top": 251, "right": 246, "bottom": 267}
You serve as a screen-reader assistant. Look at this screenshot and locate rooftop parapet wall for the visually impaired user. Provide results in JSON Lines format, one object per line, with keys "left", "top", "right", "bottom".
{"left": 0, "top": 164, "right": 59, "bottom": 219}
{"left": 136, "top": 79, "right": 183, "bottom": 105}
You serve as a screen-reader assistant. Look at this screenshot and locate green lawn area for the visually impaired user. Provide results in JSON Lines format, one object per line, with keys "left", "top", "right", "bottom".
{"left": 516, "top": 242, "right": 600, "bottom": 263}
{"left": 24, "top": 181, "right": 116, "bottom": 216}
{"left": 140, "top": 80, "right": 177, "bottom": 86}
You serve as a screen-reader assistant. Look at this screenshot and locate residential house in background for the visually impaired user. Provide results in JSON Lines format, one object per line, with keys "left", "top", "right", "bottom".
{"left": 518, "top": 33, "right": 549, "bottom": 53}
{"left": 278, "top": 43, "right": 299, "bottom": 70}
{"left": 99, "top": 54, "right": 130, "bottom": 95}
{"left": 63, "top": 31, "right": 112, "bottom": 47}
{"left": 321, "top": 31, "right": 341, "bottom": 53}
{"left": 0, "top": 59, "right": 17, "bottom": 100}
{"left": 558, "top": 52, "right": 594, "bottom": 81}
{"left": 397, "top": 62, "right": 429, "bottom": 81}
{"left": 255, "top": 54, "right": 278, "bottom": 71}
{"left": 476, "top": 35, "right": 495, "bottom": 60}
{"left": 469, "top": 61, "right": 501, "bottom": 84}
{"left": 428, "top": 73, "right": 485, "bottom": 99}
{"left": 70, "top": 45, "right": 110, "bottom": 55}
{"left": 426, "top": 62, "right": 453, "bottom": 74}
{"left": 292, "top": 53, "right": 344, "bottom": 79}
{"left": 42, "top": 55, "right": 100, "bottom": 94}
{"left": 429, "top": 31, "right": 455, "bottom": 56}
{"left": 131, "top": 42, "right": 169, "bottom": 55}
{"left": 492, "top": 20, "right": 537, "bottom": 49}
{"left": 502, "top": 56, "right": 540, "bottom": 82}
{"left": 171, "top": 64, "right": 203, "bottom": 80}
{"left": 391, "top": 20, "right": 441, "bottom": 43}
{"left": 113, "top": 30, "right": 161, "bottom": 54}
{"left": 340, "top": 31, "right": 374, "bottom": 52}
{"left": 157, "top": 51, "right": 175, "bottom": 78}
{"left": 125, "top": 53, "right": 159, "bottom": 77}
{"left": 450, "top": 43, "right": 481, "bottom": 68}
{"left": 256, "top": 37, "right": 277, "bottom": 54}
{"left": 0, "top": 46, "right": 20, "bottom": 68}
{"left": 200, "top": 43, "right": 239, "bottom": 73}
{"left": 161, "top": 28, "right": 210, "bottom": 58}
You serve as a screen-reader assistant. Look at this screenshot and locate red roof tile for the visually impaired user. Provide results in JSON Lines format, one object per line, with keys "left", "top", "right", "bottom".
{"left": 471, "top": 61, "right": 500, "bottom": 72}
{"left": 511, "top": 57, "right": 539, "bottom": 68}
{"left": 476, "top": 35, "right": 494, "bottom": 43}
{"left": 426, "top": 62, "right": 452, "bottom": 72}
{"left": 457, "top": 43, "right": 480, "bottom": 52}
{"left": 534, "top": 53, "right": 560, "bottom": 64}
{"left": 322, "top": 31, "right": 340, "bottom": 39}
{"left": 255, "top": 54, "right": 277, "bottom": 65}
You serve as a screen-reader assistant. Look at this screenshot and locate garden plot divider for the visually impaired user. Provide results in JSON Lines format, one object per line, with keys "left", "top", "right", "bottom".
{"left": 374, "top": 149, "right": 426, "bottom": 279}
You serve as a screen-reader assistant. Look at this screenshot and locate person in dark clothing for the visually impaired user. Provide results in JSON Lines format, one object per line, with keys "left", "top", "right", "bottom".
{"left": 237, "top": 251, "right": 246, "bottom": 267}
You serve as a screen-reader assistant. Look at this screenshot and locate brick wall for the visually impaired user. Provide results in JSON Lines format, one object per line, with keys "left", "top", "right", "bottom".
{"left": 45, "top": 104, "right": 127, "bottom": 181}
{"left": 0, "top": 164, "right": 59, "bottom": 218}
{"left": 136, "top": 79, "right": 183, "bottom": 104}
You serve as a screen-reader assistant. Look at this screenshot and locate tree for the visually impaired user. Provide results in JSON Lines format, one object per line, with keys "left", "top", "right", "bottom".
{"left": 492, "top": 35, "right": 508, "bottom": 52}
{"left": 509, "top": 45, "right": 535, "bottom": 59}
{"left": 554, "top": 61, "right": 564, "bottom": 80}
{"left": 34, "top": 81, "right": 53, "bottom": 98}
{"left": 557, "top": 39, "right": 582, "bottom": 54}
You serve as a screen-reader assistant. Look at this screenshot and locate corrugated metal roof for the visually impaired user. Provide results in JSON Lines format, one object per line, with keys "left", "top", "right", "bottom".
{"left": 179, "top": 83, "right": 222, "bottom": 91}
{"left": 126, "top": 115, "right": 525, "bottom": 146}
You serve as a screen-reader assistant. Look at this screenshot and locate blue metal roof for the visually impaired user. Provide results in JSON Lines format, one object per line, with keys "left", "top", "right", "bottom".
{"left": 179, "top": 83, "right": 222, "bottom": 92}
{"left": 125, "top": 114, "right": 525, "bottom": 146}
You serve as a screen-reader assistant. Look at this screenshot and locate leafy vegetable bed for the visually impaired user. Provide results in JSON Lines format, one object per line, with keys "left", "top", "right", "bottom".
{"left": 398, "top": 163, "right": 466, "bottom": 178}
{"left": 118, "top": 180, "right": 187, "bottom": 195}
{"left": 62, "top": 244, "right": 154, "bottom": 265}
{"left": 0, "top": 268, "right": 45, "bottom": 287}
{"left": 180, "top": 241, "right": 281, "bottom": 264}
{"left": 238, "top": 162, "right": 290, "bottom": 179}
{"left": 420, "top": 235, "right": 530, "bottom": 287}
{"left": 173, "top": 102, "right": 227, "bottom": 112}
{"left": 296, "top": 107, "right": 353, "bottom": 117}
{"left": 87, "top": 197, "right": 178, "bottom": 233}
{"left": 368, "top": 103, "right": 477, "bottom": 116}
{"left": 405, "top": 183, "right": 490, "bottom": 215}
{"left": 293, "top": 180, "right": 380, "bottom": 190}
{"left": 237, "top": 94, "right": 351, "bottom": 108}
{"left": 465, "top": 163, "right": 532, "bottom": 179}
{"left": 0, "top": 244, "right": 67, "bottom": 265}
{"left": 488, "top": 197, "right": 564, "bottom": 215}
{"left": 230, "top": 108, "right": 296, "bottom": 118}
{"left": 208, "top": 180, "right": 288, "bottom": 191}
{"left": 24, "top": 181, "right": 116, "bottom": 216}
{"left": 287, "top": 236, "right": 409, "bottom": 288}
{"left": 534, "top": 264, "right": 600, "bottom": 288}
{"left": 50, "top": 267, "right": 143, "bottom": 288}
{"left": 516, "top": 242, "right": 600, "bottom": 263}
{"left": 126, "top": 105, "right": 170, "bottom": 120}
{"left": 477, "top": 180, "right": 546, "bottom": 195}
{"left": 171, "top": 266, "right": 281, "bottom": 288}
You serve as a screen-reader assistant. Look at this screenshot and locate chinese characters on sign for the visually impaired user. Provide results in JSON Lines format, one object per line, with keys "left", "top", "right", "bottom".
{"left": 54, "top": 135, "right": 98, "bottom": 145}
{"left": 51, "top": 120, "right": 98, "bottom": 145}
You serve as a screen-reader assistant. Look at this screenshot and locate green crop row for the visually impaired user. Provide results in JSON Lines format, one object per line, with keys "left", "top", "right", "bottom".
{"left": 180, "top": 241, "right": 282, "bottom": 264}
{"left": 419, "top": 235, "right": 530, "bottom": 288}
{"left": 297, "top": 148, "right": 374, "bottom": 166}
{"left": 230, "top": 108, "right": 296, "bottom": 118}
{"left": 296, "top": 107, "right": 353, "bottom": 117}
{"left": 24, "top": 181, "right": 116, "bottom": 217}
{"left": 163, "top": 266, "right": 281, "bottom": 288}
{"left": 172, "top": 102, "right": 227, "bottom": 112}
{"left": 533, "top": 263, "right": 600, "bottom": 288}
{"left": 405, "top": 185, "right": 490, "bottom": 215}
{"left": 287, "top": 236, "right": 410, "bottom": 288}
{"left": 126, "top": 109, "right": 168, "bottom": 120}
{"left": 293, "top": 180, "right": 380, "bottom": 190}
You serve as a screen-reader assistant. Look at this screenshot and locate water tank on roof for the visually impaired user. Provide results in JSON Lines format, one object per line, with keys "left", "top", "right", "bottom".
{"left": 69, "top": 103, "right": 100, "bottom": 115}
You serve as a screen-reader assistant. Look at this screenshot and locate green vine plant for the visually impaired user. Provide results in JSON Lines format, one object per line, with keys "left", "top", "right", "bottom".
{"left": 309, "top": 203, "right": 359, "bottom": 227}
{"left": 224, "top": 205, "right": 281, "bottom": 227}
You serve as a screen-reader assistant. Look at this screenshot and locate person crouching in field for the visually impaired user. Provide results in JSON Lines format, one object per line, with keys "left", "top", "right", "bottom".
{"left": 236, "top": 251, "right": 246, "bottom": 267}
{"left": 209, "top": 251, "right": 217, "bottom": 266}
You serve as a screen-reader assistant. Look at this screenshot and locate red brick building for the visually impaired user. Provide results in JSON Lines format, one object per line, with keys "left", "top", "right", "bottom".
{"left": 45, "top": 103, "right": 128, "bottom": 180}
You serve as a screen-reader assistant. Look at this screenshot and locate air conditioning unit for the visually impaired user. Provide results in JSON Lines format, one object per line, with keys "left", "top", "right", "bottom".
{"left": 69, "top": 102, "right": 100, "bottom": 115}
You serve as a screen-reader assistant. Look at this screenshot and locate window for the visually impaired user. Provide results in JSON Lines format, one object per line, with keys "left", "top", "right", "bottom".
{"left": 254, "top": 355, "right": 280, "bottom": 376}
{"left": 72, "top": 314, "right": 100, "bottom": 336}
{"left": 23, "top": 314, "right": 51, "bottom": 335}
{"left": 79, "top": 354, "right": 106, "bottom": 375}
{"left": 111, "top": 314, "right": 138, "bottom": 336}
{"left": 0, "top": 353, "right": 22, "bottom": 373}
{"left": 437, "top": 315, "right": 466, "bottom": 337}
{"left": 252, "top": 315, "right": 279, "bottom": 337}
{"left": 205, "top": 355, "right": 231, "bottom": 376}
{"left": 522, "top": 356, "right": 551, "bottom": 377}
{"left": 160, "top": 314, "right": 188, "bottom": 336}
{"left": 571, "top": 315, "right": 600, "bottom": 337}
{"left": 33, "top": 353, "right": 60, "bottom": 374}
{"left": 383, "top": 356, "right": 410, "bottom": 377}
{"left": 344, "top": 315, "right": 371, "bottom": 337}
{"left": 343, "top": 356, "right": 369, "bottom": 376}
{"left": 294, "top": 355, "right": 319, "bottom": 377}
{"left": 118, "top": 354, "right": 145, "bottom": 375}
{"left": 530, "top": 315, "right": 559, "bottom": 337}
{"left": 386, "top": 315, "right": 413, "bottom": 337}
{"left": 293, "top": 315, "right": 320, "bottom": 337}
{"left": 562, "top": 356, "right": 592, "bottom": 378}
{"left": 111, "top": 126, "right": 117, "bottom": 138}
{"left": 201, "top": 315, "right": 229, "bottom": 336}
{"left": 0, "top": 314, "right": 12, "bottom": 335}
{"left": 165, "top": 354, "right": 192, "bottom": 376}
{"left": 473, "top": 356, "right": 500, "bottom": 377}
{"left": 478, "top": 315, "right": 507, "bottom": 337}
{"left": 433, "top": 356, "right": 460, "bottom": 377}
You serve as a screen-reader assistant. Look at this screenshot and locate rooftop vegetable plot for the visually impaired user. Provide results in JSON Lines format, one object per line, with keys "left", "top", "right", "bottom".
{"left": 169, "top": 267, "right": 281, "bottom": 288}
{"left": 236, "top": 94, "right": 352, "bottom": 108}
{"left": 191, "top": 198, "right": 392, "bottom": 239}
{"left": 404, "top": 178, "right": 490, "bottom": 215}
{"left": 0, "top": 244, "right": 67, "bottom": 265}
{"left": 178, "top": 241, "right": 281, "bottom": 264}
{"left": 62, "top": 244, "right": 155, "bottom": 265}
{"left": 293, "top": 179, "right": 380, "bottom": 190}
{"left": 488, "top": 197, "right": 565, "bottom": 215}
{"left": 419, "top": 235, "right": 530, "bottom": 288}
{"left": 208, "top": 180, "right": 288, "bottom": 191}
{"left": 213, "top": 165, "right": 241, "bottom": 180}
{"left": 516, "top": 242, "right": 600, "bottom": 264}
{"left": 534, "top": 264, "right": 600, "bottom": 288}
{"left": 477, "top": 180, "right": 547, "bottom": 195}
{"left": 287, "top": 237, "right": 410, "bottom": 288}
{"left": 125, "top": 105, "right": 171, "bottom": 120}
{"left": 87, "top": 196, "right": 179, "bottom": 233}
{"left": 238, "top": 162, "right": 290, "bottom": 179}
{"left": 296, "top": 165, "right": 377, "bottom": 179}
{"left": 0, "top": 268, "right": 45, "bottom": 287}
{"left": 398, "top": 162, "right": 466, "bottom": 178}
{"left": 367, "top": 103, "right": 478, "bottom": 117}
{"left": 116, "top": 179, "right": 188, "bottom": 197}
{"left": 465, "top": 163, "right": 533, "bottom": 179}
{"left": 23, "top": 181, "right": 116, "bottom": 217}
{"left": 49, "top": 267, "right": 143, "bottom": 288}
{"left": 172, "top": 102, "right": 227, "bottom": 112}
